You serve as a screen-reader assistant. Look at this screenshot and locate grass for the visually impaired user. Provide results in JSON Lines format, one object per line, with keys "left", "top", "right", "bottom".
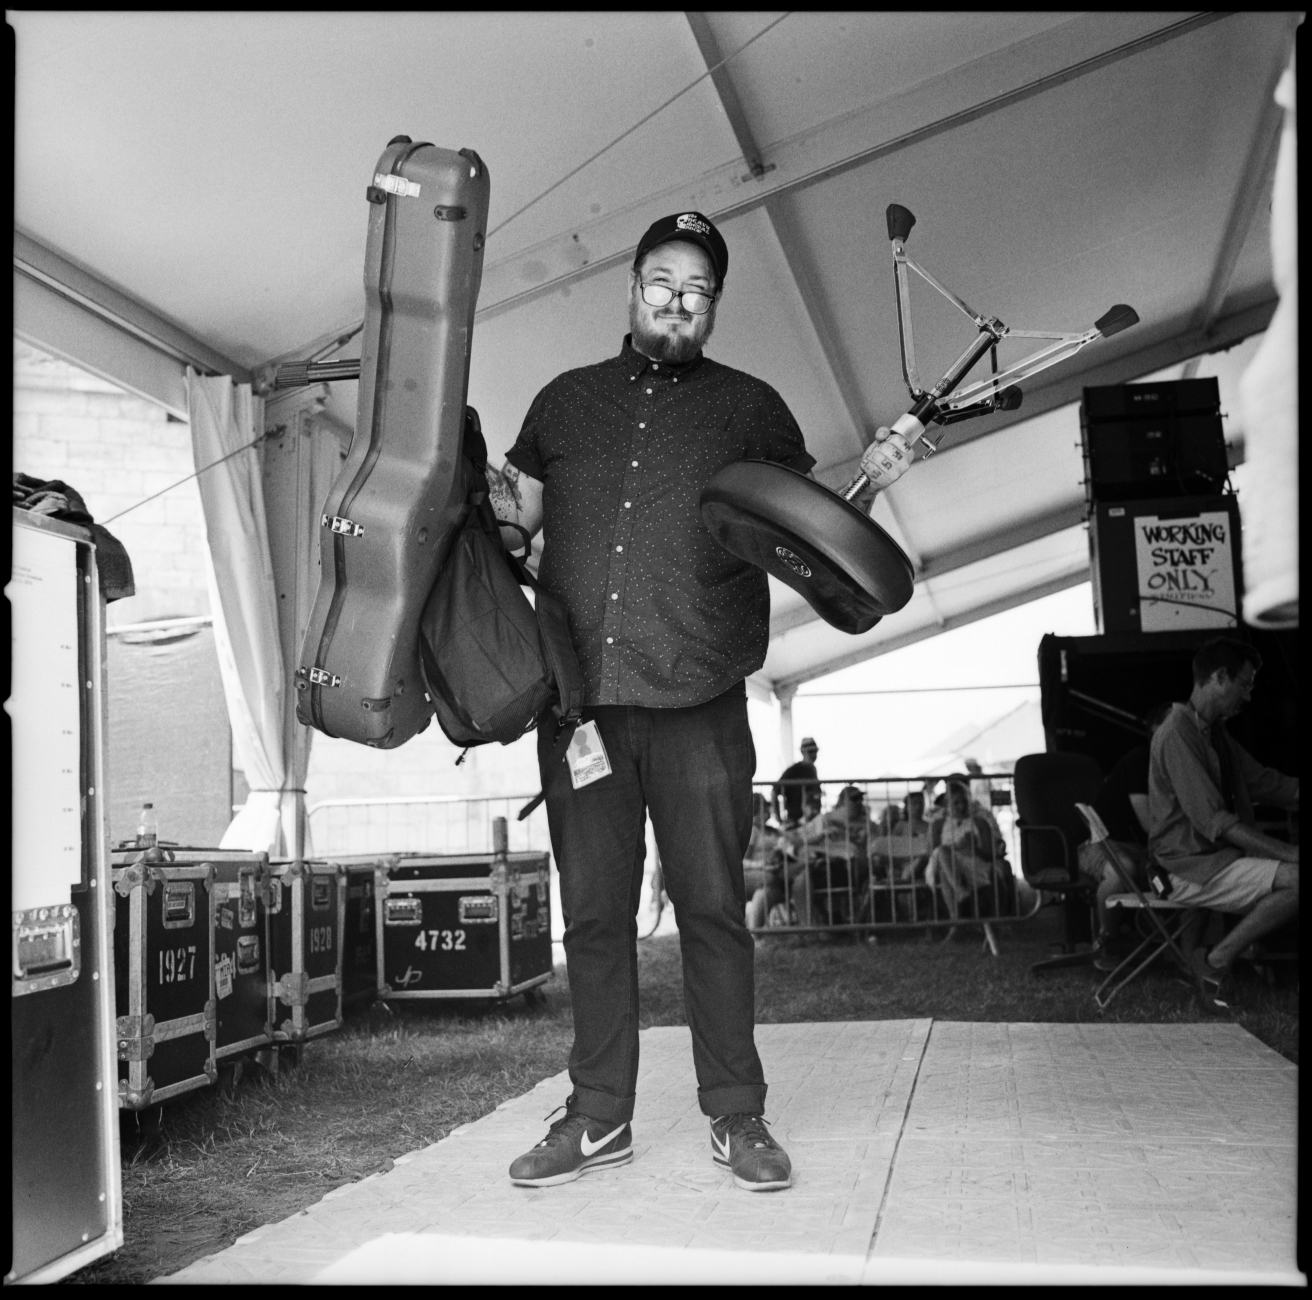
{"left": 71, "top": 903, "right": 1297, "bottom": 1284}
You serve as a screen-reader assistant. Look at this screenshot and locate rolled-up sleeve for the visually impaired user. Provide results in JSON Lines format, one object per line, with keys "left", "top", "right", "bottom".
{"left": 740, "top": 384, "right": 815, "bottom": 474}
{"left": 1158, "top": 725, "right": 1240, "bottom": 843}
{"left": 504, "top": 385, "right": 549, "bottom": 482}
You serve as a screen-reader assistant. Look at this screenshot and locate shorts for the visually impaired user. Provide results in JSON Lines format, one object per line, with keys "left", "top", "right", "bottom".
{"left": 1166, "top": 858, "right": 1282, "bottom": 913}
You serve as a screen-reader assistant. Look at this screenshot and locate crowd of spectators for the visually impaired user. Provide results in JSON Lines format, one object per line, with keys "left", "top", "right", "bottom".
{"left": 747, "top": 756, "right": 1017, "bottom": 934}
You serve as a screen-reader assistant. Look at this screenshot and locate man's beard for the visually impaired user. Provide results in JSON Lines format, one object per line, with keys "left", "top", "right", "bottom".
{"left": 629, "top": 302, "right": 715, "bottom": 363}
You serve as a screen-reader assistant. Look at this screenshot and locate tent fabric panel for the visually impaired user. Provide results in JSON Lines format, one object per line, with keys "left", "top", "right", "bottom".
{"left": 703, "top": 12, "right": 1079, "bottom": 152}
{"left": 13, "top": 269, "right": 188, "bottom": 418}
{"left": 875, "top": 403, "right": 1085, "bottom": 569}
{"left": 773, "top": 14, "right": 1289, "bottom": 462}
{"left": 186, "top": 371, "right": 296, "bottom": 855}
{"left": 762, "top": 524, "right": 1090, "bottom": 688}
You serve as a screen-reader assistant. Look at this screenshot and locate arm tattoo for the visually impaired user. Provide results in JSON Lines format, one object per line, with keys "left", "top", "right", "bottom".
{"left": 485, "top": 463, "right": 523, "bottom": 519}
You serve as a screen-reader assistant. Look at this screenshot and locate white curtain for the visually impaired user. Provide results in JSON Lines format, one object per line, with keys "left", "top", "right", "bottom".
{"left": 1239, "top": 54, "right": 1299, "bottom": 627}
{"left": 187, "top": 370, "right": 294, "bottom": 854}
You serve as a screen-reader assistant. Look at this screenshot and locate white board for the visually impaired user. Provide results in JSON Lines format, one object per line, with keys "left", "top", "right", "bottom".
{"left": 7, "top": 521, "right": 84, "bottom": 911}
{"left": 1133, "top": 509, "right": 1238, "bottom": 633}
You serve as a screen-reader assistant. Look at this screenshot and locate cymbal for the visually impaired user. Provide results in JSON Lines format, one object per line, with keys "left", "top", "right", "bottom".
{"left": 700, "top": 460, "right": 915, "bottom": 635}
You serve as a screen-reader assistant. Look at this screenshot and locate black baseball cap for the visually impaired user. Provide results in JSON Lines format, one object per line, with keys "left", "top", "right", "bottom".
{"left": 633, "top": 211, "right": 728, "bottom": 289}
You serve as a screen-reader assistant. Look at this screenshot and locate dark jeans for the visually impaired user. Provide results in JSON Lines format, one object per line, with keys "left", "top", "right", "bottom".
{"left": 538, "top": 687, "right": 766, "bottom": 1125}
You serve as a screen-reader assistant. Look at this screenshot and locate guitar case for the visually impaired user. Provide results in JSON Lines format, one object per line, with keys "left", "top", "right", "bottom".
{"left": 296, "top": 137, "right": 490, "bottom": 747}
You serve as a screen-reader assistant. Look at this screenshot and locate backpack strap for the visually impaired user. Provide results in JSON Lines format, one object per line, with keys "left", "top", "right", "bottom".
{"left": 524, "top": 577, "right": 584, "bottom": 728}
{"left": 459, "top": 407, "right": 584, "bottom": 732}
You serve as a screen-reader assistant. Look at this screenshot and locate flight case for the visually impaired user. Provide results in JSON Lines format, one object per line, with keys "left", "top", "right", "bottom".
{"left": 266, "top": 859, "right": 346, "bottom": 1042}
{"left": 210, "top": 855, "right": 273, "bottom": 1061}
{"left": 377, "top": 822, "right": 551, "bottom": 1001}
{"left": 325, "top": 857, "right": 382, "bottom": 1005}
{"left": 11, "top": 511, "right": 122, "bottom": 1283}
{"left": 110, "top": 848, "right": 239, "bottom": 1109}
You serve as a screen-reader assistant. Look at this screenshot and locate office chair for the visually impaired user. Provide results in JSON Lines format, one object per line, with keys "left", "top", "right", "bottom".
{"left": 1013, "top": 752, "right": 1102, "bottom": 975}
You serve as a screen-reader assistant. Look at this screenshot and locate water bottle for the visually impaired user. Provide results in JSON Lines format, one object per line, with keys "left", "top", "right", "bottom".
{"left": 136, "top": 802, "right": 157, "bottom": 848}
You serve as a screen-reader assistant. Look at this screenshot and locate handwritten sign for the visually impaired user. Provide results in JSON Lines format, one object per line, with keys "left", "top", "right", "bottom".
{"left": 1134, "top": 511, "right": 1237, "bottom": 632}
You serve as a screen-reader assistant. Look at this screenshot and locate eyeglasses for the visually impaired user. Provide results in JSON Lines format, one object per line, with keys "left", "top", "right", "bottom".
{"left": 639, "top": 282, "right": 716, "bottom": 316}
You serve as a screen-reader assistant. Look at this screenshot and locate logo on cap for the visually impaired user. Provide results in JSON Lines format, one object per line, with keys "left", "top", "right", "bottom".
{"left": 675, "top": 213, "right": 710, "bottom": 236}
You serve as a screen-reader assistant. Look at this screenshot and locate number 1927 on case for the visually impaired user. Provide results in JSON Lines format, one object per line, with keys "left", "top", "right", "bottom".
{"left": 158, "top": 945, "right": 197, "bottom": 984}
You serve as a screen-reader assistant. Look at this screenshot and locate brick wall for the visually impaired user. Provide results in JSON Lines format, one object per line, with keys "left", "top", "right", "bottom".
{"left": 14, "top": 338, "right": 560, "bottom": 841}
{"left": 13, "top": 339, "right": 211, "bottom": 628}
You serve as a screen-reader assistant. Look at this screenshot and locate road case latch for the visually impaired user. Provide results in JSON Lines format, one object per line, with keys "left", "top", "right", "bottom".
{"left": 458, "top": 895, "right": 499, "bottom": 925}
{"left": 235, "top": 934, "right": 262, "bottom": 975}
{"left": 384, "top": 897, "right": 423, "bottom": 926}
{"left": 298, "top": 665, "right": 342, "bottom": 689}
{"left": 322, "top": 513, "right": 365, "bottom": 538}
{"left": 12, "top": 906, "right": 82, "bottom": 995}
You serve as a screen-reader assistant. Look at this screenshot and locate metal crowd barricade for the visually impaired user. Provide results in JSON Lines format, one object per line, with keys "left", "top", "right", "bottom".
{"left": 307, "top": 794, "right": 552, "bottom": 858}
{"left": 749, "top": 774, "right": 1040, "bottom": 952}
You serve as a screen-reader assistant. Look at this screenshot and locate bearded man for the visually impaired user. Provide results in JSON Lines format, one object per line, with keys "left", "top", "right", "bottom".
{"left": 483, "top": 211, "right": 910, "bottom": 1192}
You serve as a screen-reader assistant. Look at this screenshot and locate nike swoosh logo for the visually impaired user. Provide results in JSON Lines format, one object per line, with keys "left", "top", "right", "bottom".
{"left": 580, "top": 1124, "right": 626, "bottom": 1157}
{"left": 711, "top": 1128, "right": 732, "bottom": 1161}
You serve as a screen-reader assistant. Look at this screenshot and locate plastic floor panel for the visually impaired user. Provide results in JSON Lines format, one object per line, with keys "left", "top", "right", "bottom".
{"left": 160, "top": 1020, "right": 1301, "bottom": 1285}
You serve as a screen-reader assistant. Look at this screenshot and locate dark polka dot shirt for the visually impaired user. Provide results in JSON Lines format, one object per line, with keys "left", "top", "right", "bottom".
{"left": 506, "top": 335, "right": 815, "bottom": 708}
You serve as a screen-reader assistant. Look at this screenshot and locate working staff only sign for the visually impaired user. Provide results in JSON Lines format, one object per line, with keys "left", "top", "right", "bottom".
{"left": 1134, "top": 510, "right": 1237, "bottom": 631}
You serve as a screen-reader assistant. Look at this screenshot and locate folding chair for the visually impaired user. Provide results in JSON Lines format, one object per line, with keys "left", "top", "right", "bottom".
{"left": 1074, "top": 803, "right": 1211, "bottom": 1011}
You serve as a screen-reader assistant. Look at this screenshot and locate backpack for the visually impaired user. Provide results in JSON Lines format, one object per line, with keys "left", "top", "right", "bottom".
{"left": 417, "top": 410, "right": 583, "bottom": 751}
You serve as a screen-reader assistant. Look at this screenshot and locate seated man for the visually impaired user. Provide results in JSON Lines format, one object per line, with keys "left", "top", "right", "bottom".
{"left": 1150, "top": 636, "right": 1299, "bottom": 996}
{"left": 1078, "top": 704, "right": 1173, "bottom": 969}
{"left": 925, "top": 777, "right": 1014, "bottom": 930}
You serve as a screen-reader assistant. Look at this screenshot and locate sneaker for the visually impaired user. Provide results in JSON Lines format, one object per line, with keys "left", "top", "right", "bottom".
{"left": 508, "top": 1107, "right": 633, "bottom": 1187}
{"left": 710, "top": 1114, "right": 793, "bottom": 1192}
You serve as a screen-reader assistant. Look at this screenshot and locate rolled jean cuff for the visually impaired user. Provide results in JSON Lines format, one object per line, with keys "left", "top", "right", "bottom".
{"left": 570, "top": 1084, "right": 636, "bottom": 1126}
{"left": 698, "top": 1083, "right": 767, "bottom": 1119}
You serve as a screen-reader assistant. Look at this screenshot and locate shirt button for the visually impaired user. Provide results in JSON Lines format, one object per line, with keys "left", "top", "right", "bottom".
{"left": 638, "top": 422, "right": 645, "bottom": 429}
{"left": 652, "top": 364, "right": 659, "bottom": 370}
{"left": 606, "top": 637, "right": 614, "bottom": 644}
{"left": 624, "top": 501, "right": 631, "bottom": 508}
{"left": 616, "top": 545, "right": 623, "bottom": 552}
{"left": 631, "top": 460, "right": 639, "bottom": 467}
{"left": 672, "top": 377, "right": 678, "bottom": 383}
{"left": 646, "top": 388, "right": 653, "bottom": 394}
{"left": 611, "top": 593, "right": 618, "bottom": 600}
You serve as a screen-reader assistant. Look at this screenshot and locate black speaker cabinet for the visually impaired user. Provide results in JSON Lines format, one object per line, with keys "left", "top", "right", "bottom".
{"left": 1090, "top": 495, "right": 1242, "bottom": 636}
{"left": 1039, "top": 628, "right": 1299, "bottom": 778}
{"left": 1081, "top": 378, "right": 1228, "bottom": 501}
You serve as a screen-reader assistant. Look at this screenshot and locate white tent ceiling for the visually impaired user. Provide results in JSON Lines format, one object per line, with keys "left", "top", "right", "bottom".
{"left": 11, "top": 11, "right": 1298, "bottom": 699}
